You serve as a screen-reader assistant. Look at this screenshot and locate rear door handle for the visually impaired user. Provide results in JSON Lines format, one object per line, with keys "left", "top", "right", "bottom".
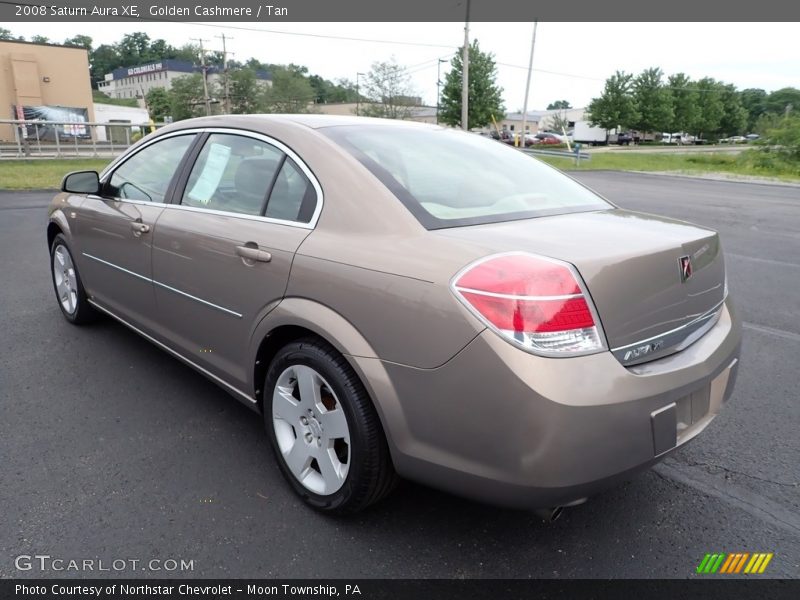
{"left": 235, "top": 245, "right": 272, "bottom": 263}
{"left": 131, "top": 222, "right": 150, "bottom": 235}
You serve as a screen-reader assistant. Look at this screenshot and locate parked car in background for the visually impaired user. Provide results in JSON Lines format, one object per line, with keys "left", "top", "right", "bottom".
{"left": 541, "top": 131, "right": 571, "bottom": 144}
{"left": 48, "top": 115, "right": 741, "bottom": 517}
{"left": 745, "top": 133, "right": 760, "bottom": 142}
{"left": 532, "top": 132, "right": 561, "bottom": 145}
{"left": 662, "top": 132, "right": 696, "bottom": 144}
{"left": 615, "top": 132, "right": 633, "bottom": 146}
{"left": 719, "top": 136, "right": 747, "bottom": 144}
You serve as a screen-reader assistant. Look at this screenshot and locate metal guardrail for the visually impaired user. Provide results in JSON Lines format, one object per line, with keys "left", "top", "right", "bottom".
{"left": 0, "top": 119, "right": 165, "bottom": 159}
{"left": 522, "top": 147, "right": 591, "bottom": 162}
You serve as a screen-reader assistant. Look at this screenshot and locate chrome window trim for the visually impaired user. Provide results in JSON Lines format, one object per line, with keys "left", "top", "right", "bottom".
{"left": 100, "top": 127, "right": 324, "bottom": 230}
{"left": 82, "top": 252, "right": 243, "bottom": 319}
{"left": 87, "top": 299, "right": 256, "bottom": 405}
{"left": 611, "top": 297, "right": 726, "bottom": 367}
{"left": 159, "top": 202, "right": 315, "bottom": 230}
{"left": 85, "top": 195, "right": 162, "bottom": 207}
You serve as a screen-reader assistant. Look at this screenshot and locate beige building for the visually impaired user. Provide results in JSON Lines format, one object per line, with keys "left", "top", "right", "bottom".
{"left": 494, "top": 107, "right": 587, "bottom": 135}
{"left": 0, "top": 40, "right": 95, "bottom": 142}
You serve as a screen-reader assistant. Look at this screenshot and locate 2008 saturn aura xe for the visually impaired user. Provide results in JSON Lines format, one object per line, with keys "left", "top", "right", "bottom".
{"left": 48, "top": 115, "right": 741, "bottom": 516}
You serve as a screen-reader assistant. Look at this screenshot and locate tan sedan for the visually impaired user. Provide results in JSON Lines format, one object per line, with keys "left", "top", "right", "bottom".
{"left": 48, "top": 115, "right": 741, "bottom": 517}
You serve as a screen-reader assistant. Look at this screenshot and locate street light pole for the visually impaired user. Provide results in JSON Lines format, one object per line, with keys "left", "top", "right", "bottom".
{"left": 436, "top": 58, "right": 447, "bottom": 125}
{"left": 520, "top": 21, "right": 538, "bottom": 147}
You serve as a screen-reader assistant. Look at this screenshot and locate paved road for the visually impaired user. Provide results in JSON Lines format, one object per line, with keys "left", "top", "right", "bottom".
{"left": 1, "top": 173, "right": 798, "bottom": 579}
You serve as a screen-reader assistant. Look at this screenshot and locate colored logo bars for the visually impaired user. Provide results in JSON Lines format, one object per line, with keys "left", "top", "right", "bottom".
{"left": 696, "top": 552, "right": 774, "bottom": 574}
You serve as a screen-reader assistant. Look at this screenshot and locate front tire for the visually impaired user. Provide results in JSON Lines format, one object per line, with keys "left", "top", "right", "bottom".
{"left": 50, "top": 234, "right": 97, "bottom": 325}
{"left": 264, "top": 338, "right": 397, "bottom": 514}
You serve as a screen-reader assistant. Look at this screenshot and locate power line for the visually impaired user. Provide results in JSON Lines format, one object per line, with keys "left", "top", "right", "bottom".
{"left": 496, "top": 61, "right": 605, "bottom": 82}
{"left": 182, "top": 21, "right": 455, "bottom": 49}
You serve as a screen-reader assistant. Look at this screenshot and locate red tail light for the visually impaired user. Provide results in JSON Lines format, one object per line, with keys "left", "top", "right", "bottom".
{"left": 452, "top": 253, "right": 606, "bottom": 355}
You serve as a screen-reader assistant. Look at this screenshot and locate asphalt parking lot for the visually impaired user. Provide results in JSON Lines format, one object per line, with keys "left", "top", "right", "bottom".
{"left": 1, "top": 171, "right": 798, "bottom": 579}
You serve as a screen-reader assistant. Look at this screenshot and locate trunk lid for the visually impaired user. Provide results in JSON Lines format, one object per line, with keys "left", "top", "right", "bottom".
{"left": 435, "top": 208, "right": 726, "bottom": 353}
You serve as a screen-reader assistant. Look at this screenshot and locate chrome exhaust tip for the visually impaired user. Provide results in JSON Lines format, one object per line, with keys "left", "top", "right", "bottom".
{"left": 534, "top": 506, "right": 564, "bottom": 522}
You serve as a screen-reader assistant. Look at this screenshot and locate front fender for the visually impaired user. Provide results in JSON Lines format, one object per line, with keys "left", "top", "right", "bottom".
{"left": 47, "top": 192, "right": 85, "bottom": 249}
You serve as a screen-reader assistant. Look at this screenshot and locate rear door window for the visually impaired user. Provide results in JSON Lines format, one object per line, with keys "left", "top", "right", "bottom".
{"left": 265, "top": 158, "right": 317, "bottom": 223}
{"left": 181, "top": 133, "right": 284, "bottom": 217}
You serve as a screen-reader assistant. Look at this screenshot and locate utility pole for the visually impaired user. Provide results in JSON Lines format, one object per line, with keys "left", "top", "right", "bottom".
{"left": 191, "top": 37, "right": 211, "bottom": 116}
{"left": 436, "top": 58, "right": 447, "bottom": 125}
{"left": 356, "top": 72, "right": 365, "bottom": 116}
{"left": 520, "top": 21, "right": 538, "bottom": 148}
{"left": 215, "top": 33, "right": 233, "bottom": 114}
{"left": 461, "top": 0, "right": 470, "bottom": 130}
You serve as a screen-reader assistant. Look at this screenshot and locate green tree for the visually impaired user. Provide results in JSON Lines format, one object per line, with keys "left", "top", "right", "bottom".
{"left": 145, "top": 88, "right": 171, "bottom": 121}
{"left": 587, "top": 70, "right": 638, "bottom": 131}
{"left": 229, "top": 69, "right": 264, "bottom": 114}
{"left": 0, "top": 28, "right": 14, "bottom": 40}
{"left": 667, "top": 73, "right": 699, "bottom": 134}
{"left": 89, "top": 44, "right": 122, "bottom": 87}
{"left": 262, "top": 66, "right": 316, "bottom": 113}
{"left": 172, "top": 43, "right": 200, "bottom": 64}
{"left": 359, "top": 58, "right": 419, "bottom": 119}
{"left": 739, "top": 88, "right": 767, "bottom": 131}
{"left": 31, "top": 35, "right": 50, "bottom": 44}
{"left": 759, "top": 114, "right": 800, "bottom": 163}
{"left": 308, "top": 74, "right": 357, "bottom": 104}
{"left": 546, "top": 100, "right": 571, "bottom": 110}
{"left": 169, "top": 73, "right": 215, "bottom": 120}
{"left": 764, "top": 87, "right": 800, "bottom": 117}
{"left": 63, "top": 35, "right": 92, "bottom": 50}
{"left": 440, "top": 40, "right": 504, "bottom": 128}
{"left": 693, "top": 77, "right": 725, "bottom": 137}
{"left": 632, "top": 67, "right": 673, "bottom": 133}
{"left": 117, "top": 32, "right": 153, "bottom": 66}
{"left": 718, "top": 84, "right": 748, "bottom": 136}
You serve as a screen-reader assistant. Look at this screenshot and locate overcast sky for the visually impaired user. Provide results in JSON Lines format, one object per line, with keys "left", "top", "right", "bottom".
{"left": 9, "top": 22, "right": 800, "bottom": 110}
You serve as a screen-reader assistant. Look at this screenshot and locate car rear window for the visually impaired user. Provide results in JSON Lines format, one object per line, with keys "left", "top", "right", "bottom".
{"left": 321, "top": 125, "right": 611, "bottom": 229}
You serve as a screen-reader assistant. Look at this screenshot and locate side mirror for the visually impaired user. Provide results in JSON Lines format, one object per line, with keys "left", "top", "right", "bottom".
{"left": 61, "top": 171, "right": 100, "bottom": 194}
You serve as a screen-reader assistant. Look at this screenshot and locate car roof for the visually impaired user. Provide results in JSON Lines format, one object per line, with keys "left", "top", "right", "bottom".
{"left": 163, "top": 113, "right": 444, "bottom": 131}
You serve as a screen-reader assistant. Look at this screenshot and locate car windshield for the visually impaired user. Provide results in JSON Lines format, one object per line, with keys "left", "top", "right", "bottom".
{"left": 321, "top": 125, "right": 611, "bottom": 229}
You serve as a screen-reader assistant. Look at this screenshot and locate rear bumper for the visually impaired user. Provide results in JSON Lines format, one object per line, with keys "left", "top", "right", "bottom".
{"left": 357, "top": 297, "right": 742, "bottom": 509}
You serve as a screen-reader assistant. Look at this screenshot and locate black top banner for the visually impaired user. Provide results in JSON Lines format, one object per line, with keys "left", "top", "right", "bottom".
{"left": 1, "top": 0, "right": 799, "bottom": 22}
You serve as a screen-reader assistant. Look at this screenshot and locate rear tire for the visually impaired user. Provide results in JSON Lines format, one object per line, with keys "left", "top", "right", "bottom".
{"left": 50, "top": 234, "right": 97, "bottom": 325}
{"left": 264, "top": 337, "right": 397, "bottom": 514}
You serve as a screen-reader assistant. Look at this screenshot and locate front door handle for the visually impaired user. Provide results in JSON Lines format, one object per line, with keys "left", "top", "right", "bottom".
{"left": 131, "top": 221, "right": 150, "bottom": 235}
{"left": 235, "top": 245, "right": 272, "bottom": 263}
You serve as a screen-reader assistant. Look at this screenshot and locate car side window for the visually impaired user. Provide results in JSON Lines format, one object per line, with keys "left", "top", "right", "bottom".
{"left": 181, "top": 133, "right": 283, "bottom": 217}
{"left": 107, "top": 135, "right": 195, "bottom": 203}
{"left": 265, "top": 158, "right": 317, "bottom": 224}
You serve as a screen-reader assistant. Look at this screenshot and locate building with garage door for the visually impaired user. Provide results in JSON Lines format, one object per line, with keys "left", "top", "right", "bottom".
{"left": 0, "top": 39, "right": 94, "bottom": 142}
